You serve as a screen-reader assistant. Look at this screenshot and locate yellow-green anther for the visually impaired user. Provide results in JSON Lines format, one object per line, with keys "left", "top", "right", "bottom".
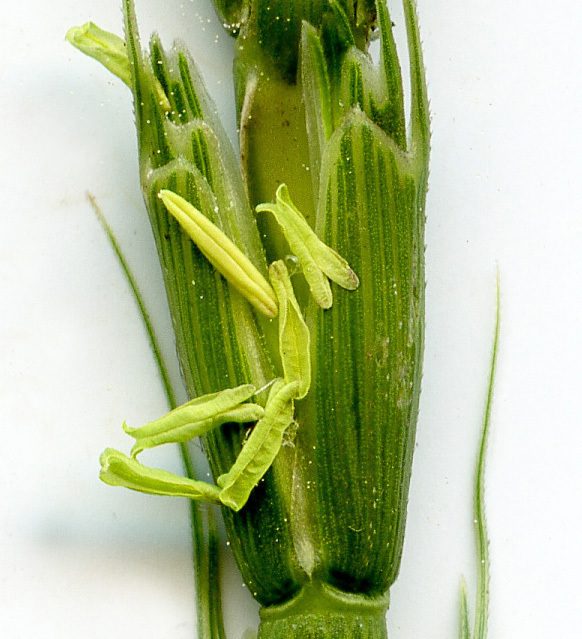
{"left": 124, "top": 384, "right": 265, "bottom": 456}
{"left": 269, "top": 260, "right": 311, "bottom": 399}
{"left": 218, "top": 379, "right": 299, "bottom": 511}
{"left": 66, "top": 23, "right": 132, "bottom": 86}
{"left": 257, "top": 184, "right": 359, "bottom": 308}
{"left": 159, "top": 189, "right": 279, "bottom": 318}
{"left": 66, "top": 22, "right": 171, "bottom": 112}
{"left": 128, "top": 404, "right": 265, "bottom": 457}
{"left": 99, "top": 448, "right": 222, "bottom": 503}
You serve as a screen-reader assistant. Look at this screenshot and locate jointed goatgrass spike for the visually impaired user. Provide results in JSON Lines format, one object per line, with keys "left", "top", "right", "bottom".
{"left": 68, "top": 2, "right": 447, "bottom": 638}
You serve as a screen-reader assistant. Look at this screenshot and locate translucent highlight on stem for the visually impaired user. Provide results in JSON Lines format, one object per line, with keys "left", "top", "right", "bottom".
{"left": 159, "top": 189, "right": 278, "bottom": 318}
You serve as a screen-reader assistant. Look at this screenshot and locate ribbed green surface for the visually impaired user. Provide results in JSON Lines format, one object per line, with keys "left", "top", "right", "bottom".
{"left": 293, "top": 0, "right": 429, "bottom": 597}
{"left": 303, "top": 113, "right": 424, "bottom": 595}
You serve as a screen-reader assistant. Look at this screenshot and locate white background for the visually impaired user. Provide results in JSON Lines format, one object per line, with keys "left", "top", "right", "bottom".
{"left": 1, "top": 1, "right": 581, "bottom": 637}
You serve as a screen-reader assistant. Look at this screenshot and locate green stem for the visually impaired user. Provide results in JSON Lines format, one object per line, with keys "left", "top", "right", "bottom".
{"left": 459, "top": 273, "right": 499, "bottom": 639}
{"left": 472, "top": 275, "right": 500, "bottom": 639}
{"left": 257, "top": 581, "right": 389, "bottom": 639}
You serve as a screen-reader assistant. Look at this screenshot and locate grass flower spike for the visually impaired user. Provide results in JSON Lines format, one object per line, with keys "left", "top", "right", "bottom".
{"left": 69, "top": 0, "right": 430, "bottom": 637}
